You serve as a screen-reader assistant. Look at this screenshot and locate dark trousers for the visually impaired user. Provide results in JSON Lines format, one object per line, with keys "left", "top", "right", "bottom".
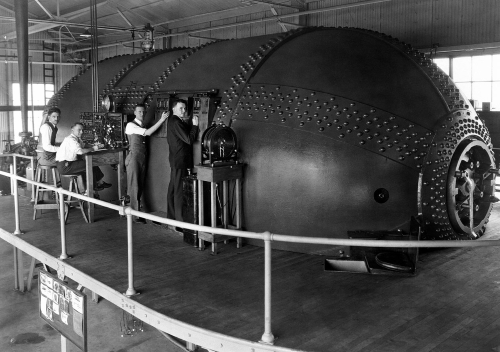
{"left": 167, "top": 168, "right": 187, "bottom": 222}
{"left": 56, "top": 160, "right": 104, "bottom": 191}
{"left": 125, "top": 151, "right": 146, "bottom": 219}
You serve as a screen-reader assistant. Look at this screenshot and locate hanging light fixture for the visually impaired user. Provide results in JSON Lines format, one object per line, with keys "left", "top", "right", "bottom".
{"left": 141, "top": 23, "right": 154, "bottom": 52}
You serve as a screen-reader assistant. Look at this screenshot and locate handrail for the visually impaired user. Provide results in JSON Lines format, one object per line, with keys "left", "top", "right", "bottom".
{"left": 2, "top": 170, "right": 500, "bottom": 248}
{"left": 1, "top": 165, "right": 500, "bottom": 351}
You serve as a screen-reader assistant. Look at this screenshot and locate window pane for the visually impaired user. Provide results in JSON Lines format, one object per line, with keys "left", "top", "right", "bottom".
{"left": 493, "top": 82, "right": 500, "bottom": 110}
{"left": 433, "top": 58, "right": 450, "bottom": 75}
{"left": 453, "top": 57, "right": 472, "bottom": 82}
{"left": 493, "top": 55, "right": 500, "bottom": 81}
{"left": 472, "top": 55, "right": 492, "bottom": 81}
{"left": 471, "top": 82, "right": 492, "bottom": 106}
{"left": 456, "top": 82, "right": 471, "bottom": 100}
{"left": 12, "top": 83, "right": 54, "bottom": 105}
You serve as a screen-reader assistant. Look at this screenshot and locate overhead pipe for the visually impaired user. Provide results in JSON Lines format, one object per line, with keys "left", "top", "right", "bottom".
{"left": 68, "top": 0, "right": 391, "bottom": 53}
{"left": 14, "top": 0, "right": 29, "bottom": 135}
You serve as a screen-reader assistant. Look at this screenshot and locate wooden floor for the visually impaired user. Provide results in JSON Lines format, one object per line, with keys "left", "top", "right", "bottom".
{"left": 1, "top": 194, "right": 500, "bottom": 352}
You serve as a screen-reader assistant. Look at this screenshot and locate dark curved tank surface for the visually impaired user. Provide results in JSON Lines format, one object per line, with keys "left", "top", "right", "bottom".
{"left": 50, "top": 27, "right": 497, "bottom": 253}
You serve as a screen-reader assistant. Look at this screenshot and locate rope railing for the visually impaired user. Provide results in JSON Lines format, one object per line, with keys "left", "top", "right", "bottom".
{"left": 1, "top": 162, "right": 499, "bottom": 350}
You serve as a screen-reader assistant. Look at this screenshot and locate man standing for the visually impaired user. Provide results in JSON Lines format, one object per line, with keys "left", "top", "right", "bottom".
{"left": 167, "top": 99, "right": 199, "bottom": 224}
{"left": 55, "top": 122, "right": 111, "bottom": 195}
{"left": 125, "top": 104, "right": 169, "bottom": 224}
{"left": 37, "top": 107, "right": 60, "bottom": 166}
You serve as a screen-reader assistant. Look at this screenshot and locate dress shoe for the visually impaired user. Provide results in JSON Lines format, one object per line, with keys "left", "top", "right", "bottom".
{"left": 93, "top": 184, "right": 104, "bottom": 191}
{"left": 133, "top": 218, "right": 147, "bottom": 224}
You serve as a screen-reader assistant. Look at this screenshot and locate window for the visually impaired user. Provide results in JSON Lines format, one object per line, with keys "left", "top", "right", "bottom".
{"left": 11, "top": 83, "right": 54, "bottom": 143}
{"left": 433, "top": 54, "right": 500, "bottom": 110}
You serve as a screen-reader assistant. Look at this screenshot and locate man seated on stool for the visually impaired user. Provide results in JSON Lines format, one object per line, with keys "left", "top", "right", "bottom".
{"left": 55, "top": 122, "right": 111, "bottom": 195}
{"left": 37, "top": 107, "right": 60, "bottom": 166}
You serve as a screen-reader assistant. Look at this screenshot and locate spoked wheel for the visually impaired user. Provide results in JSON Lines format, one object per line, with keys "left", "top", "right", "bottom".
{"left": 447, "top": 139, "right": 496, "bottom": 239}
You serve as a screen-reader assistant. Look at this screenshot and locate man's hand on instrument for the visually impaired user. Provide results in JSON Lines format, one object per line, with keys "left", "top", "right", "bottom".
{"left": 192, "top": 114, "right": 199, "bottom": 126}
{"left": 161, "top": 111, "right": 170, "bottom": 121}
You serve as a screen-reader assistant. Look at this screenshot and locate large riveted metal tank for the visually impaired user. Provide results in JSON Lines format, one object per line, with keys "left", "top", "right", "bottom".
{"left": 50, "top": 27, "right": 496, "bottom": 253}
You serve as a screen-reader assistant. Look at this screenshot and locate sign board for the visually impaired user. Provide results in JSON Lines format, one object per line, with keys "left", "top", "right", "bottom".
{"left": 38, "top": 269, "right": 87, "bottom": 351}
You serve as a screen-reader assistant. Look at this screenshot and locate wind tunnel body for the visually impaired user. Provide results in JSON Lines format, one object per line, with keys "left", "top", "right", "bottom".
{"left": 51, "top": 28, "right": 496, "bottom": 253}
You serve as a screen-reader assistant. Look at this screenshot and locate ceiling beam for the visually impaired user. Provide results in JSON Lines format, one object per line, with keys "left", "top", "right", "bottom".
{"left": 270, "top": 7, "right": 288, "bottom": 32}
{"left": 117, "top": 8, "right": 142, "bottom": 38}
{"left": 1, "top": 1, "right": 112, "bottom": 41}
{"left": 68, "top": 0, "right": 392, "bottom": 53}
{"left": 34, "top": 0, "right": 55, "bottom": 19}
{"left": 152, "top": 3, "right": 259, "bottom": 27}
{"left": 245, "top": 0, "right": 302, "bottom": 10}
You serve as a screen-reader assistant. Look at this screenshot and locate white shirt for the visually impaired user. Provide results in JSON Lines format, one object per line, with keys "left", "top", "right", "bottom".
{"left": 39, "top": 122, "right": 59, "bottom": 152}
{"left": 125, "top": 119, "right": 146, "bottom": 136}
{"left": 55, "top": 134, "right": 84, "bottom": 162}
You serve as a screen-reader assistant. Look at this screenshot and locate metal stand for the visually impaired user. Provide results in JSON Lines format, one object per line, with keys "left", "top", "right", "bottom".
{"left": 194, "top": 164, "right": 243, "bottom": 255}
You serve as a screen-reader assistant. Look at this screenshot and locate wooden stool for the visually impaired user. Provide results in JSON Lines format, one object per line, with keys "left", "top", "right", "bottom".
{"left": 33, "top": 165, "right": 61, "bottom": 220}
{"left": 61, "top": 174, "right": 89, "bottom": 223}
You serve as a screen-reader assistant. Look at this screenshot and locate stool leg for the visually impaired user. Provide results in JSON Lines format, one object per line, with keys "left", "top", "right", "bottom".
{"left": 73, "top": 180, "right": 89, "bottom": 223}
{"left": 64, "top": 179, "right": 74, "bottom": 223}
{"left": 51, "top": 168, "right": 60, "bottom": 219}
{"left": 33, "top": 168, "right": 42, "bottom": 220}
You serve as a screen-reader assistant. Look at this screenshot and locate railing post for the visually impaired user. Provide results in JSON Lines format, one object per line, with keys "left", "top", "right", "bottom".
{"left": 260, "top": 231, "right": 275, "bottom": 345}
{"left": 124, "top": 208, "right": 139, "bottom": 296}
{"left": 12, "top": 155, "right": 22, "bottom": 235}
{"left": 11, "top": 155, "right": 25, "bottom": 291}
{"left": 59, "top": 188, "right": 69, "bottom": 260}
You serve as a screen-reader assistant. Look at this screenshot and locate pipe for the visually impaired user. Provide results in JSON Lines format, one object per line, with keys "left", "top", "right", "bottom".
{"left": 125, "top": 211, "right": 138, "bottom": 296}
{"left": 14, "top": 0, "right": 29, "bottom": 134}
{"left": 29, "top": 60, "right": 34, "bottom": 134}
{"left": 1, "top": 60, "right": 89, "bottom": 66}
{"left": 68, "top": 0, "right": 392, "bottom": 53}
{"left": 260, "top": 232, "right": 275, "bottom": 345}
{"left": 0, "top": 15, "right": 133, "bottom": 34}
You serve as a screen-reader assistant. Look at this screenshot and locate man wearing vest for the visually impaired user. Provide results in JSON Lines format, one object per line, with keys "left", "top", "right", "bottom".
{"left": 37, "top": 107, "right": 60, "bottom": 166}
{"left": 167, "top": 99, "right": 199, "bottom": 227}
{"left": 125, "top": 104, "right": 169, "bottom": 224}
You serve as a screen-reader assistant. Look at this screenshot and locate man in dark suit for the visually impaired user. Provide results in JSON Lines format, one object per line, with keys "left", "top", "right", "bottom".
{"left": 167, "top": 99, "right": 199, "bottom": 223}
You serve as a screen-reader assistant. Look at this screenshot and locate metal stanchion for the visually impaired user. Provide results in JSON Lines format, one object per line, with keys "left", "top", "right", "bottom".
{"left": 59, "top": 188, "right": 69, "bottom": 260}
{"left": 12, "top": 155, "right": 22, "bottom": 235}
{"left": 11, "top": 156, "right": 25, "bottom": 291}
{"left": 260, "top": 231, "right": 275, "bottom": 345}
{"left": 124, "top": 209, "right": 139, "bottom": 296}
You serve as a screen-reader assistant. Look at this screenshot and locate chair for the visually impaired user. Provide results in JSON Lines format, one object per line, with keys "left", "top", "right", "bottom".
{"left": 60, "top": 174, "right": 89, "bottom": 223}
{"left": 33, "top": 164, "right": 61, "bottom": 220}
